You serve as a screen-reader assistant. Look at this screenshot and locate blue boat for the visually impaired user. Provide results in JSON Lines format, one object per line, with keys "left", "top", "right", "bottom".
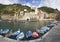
{"left": 9, "top": 29, "right": 20, "bottom": 39}
{"left": 26, "top": 30, "right": 32, "bottom": 38}
{"left": 0, "top": 29, "right": 9, "bottom": 35}
{"left": 11, "top": 29, "right": 20, "bottom": 36}
{"left": 16, "top": 32, "right": 24, "bottom": 40}
{"left": 40, "top": 26, "right": 50, "bottom": 34}
{"left": 47, "top": 24, "right": 54, "bottom": 28}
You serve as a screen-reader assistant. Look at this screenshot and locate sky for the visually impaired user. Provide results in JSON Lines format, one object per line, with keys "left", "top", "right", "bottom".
{"left": 0, "top": 0, "right": 60, "bottom": 10}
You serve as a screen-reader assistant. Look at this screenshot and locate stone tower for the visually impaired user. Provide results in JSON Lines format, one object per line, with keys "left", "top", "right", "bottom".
{"left": 35, "top": 8, "right": 38, "bottom": 14}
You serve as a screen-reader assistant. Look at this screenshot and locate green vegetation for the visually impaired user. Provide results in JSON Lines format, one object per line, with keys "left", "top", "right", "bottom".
{"left": 0, "top": 4, "right": 59, "bottom": 15}
{"left": 38, "top": 6, "right": 58, "bottom": 14}
{"left": 0, "top": 4, "right": 60, "bottom": 20}
{"left": 38, "top": 6, "right": 60, "bottom": 20}
{"left": 0, "top": 4, "right": 34, "bottom": 15}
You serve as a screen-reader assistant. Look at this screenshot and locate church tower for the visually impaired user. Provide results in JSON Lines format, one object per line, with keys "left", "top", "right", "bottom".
{"left": 35, "top": 8, "right": 38, "bottom": 14}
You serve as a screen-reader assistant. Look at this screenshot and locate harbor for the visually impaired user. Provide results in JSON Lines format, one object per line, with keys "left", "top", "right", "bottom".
{"left": 0, "top": 19, "right": 54, "bottom": 39}
{"left": 0, "top": 21, "right": 59, "bottom": 42}
{"left": 0, "top": 0, "right": 60, "bottom": 42}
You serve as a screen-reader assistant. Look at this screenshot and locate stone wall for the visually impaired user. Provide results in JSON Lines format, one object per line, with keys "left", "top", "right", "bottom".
{"left": 1, "top": 15, "right": 14, "bottom": 20}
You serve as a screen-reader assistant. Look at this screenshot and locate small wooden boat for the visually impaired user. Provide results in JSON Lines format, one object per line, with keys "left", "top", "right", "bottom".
{"left": 33, "top": 29, "right": 40, "bottom": 33}
{"left": 43, "top": 26, "right": 50, "bottom": 30}
{"left": 0, "top": 29, "right": 9, "bottom": 35}
{"left": 26, "top": 30, "right": 32, "bottom": 38}
{"left": 32, "top": 31, "right": 39, "bottom": 39}
{"left": 8, "top": 29, "right": 20, "bottom": 39}
{"left": 40, "top": 26, "right": 50, "bottom": 34}
{"left": 11, "top": 29, "right": 20, "bottom": 36}
{"left": 47, "top": 24, "right": 54, "bottom": 28}
{"left": 16, "top": 32, "right": 24, "bottom": 40}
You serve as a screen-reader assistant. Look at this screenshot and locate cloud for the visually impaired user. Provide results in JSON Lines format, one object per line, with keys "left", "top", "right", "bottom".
{"left": 39, "top": 0, "right": 60, "bottom": 10}
{"left": 0, "top": 0, "right": 19, "bottom": 5}
{"left": 22, "top": 2, "right": 31, "bottom": 7}
{"left": 26, "top": 3, "right": 31, "bottom": 7}
{"left": 0, "top": 0, "right": 11, "bottom": 5}
{"left": 0, "top": 0, "right": 60, "bottom": 10}
{"left": 32, "top": 0, "right": 39, "bottom": 3}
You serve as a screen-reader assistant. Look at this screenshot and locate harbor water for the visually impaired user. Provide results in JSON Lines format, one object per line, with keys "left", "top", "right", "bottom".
{"left": 0, "top": 20, "right": 54, "bottom": 33}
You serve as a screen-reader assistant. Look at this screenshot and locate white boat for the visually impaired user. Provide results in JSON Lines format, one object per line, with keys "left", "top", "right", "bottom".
{"left": 0, "top": 29, "right": 9, "bottom": 35}
{"left": 11, "top": 29, "right": 20, "bottom": 36}
{"left": 16, "top": 32, "right": 24, "bottom": 40}
{"left": 8, "top": 29, "right": 20, "bottom": 39}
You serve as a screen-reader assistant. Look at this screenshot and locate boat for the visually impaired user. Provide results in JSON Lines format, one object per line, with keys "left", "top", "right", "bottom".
{"left": 33, "top": 29, "right": 40, "bottom": 33}
{"left": 26, "top": 30, "right": 32, "bottom": 38}
{"left": 53, "top": 20, "right": 58, "bottom": 24}
{"left": 40, "top": 26, "right": 50, "bottom": 34}
{"left": 16, "top": 32, "right": 24, "bottom": 40}
{"left": 9, "top": 29, "right": 20, "bottom": 39}
{"left": 11, "top": 29, "right": 20, "bottom": 36}
{"left": 47, "top": 24, "right": 54, "bottom": 28}
{"left": 0, "top": 29, "right": 9, "bottom": 35}
{"left": 32, "top": 31, "right": 39, "bottom": 39}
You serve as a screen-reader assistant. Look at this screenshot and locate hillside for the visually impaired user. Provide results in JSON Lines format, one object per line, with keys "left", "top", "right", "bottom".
{"left": 38, "top": 6, "right": 60, "bottom": 20}
{"left": 0, "top": 4, "right": 34, "bottom": 15}
{"left": 0, "top": 4, "right": 59, "bottom": 15}
{"left": 38, "top": 6, "right": 59, "bottom": 14}
{"left": 0, "top": 4, "right": 60, "bottom": 20}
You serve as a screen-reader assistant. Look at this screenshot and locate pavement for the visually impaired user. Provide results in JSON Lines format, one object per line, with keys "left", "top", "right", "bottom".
{"left": 40, "top": 22, "right": 60, "bottom": 42}
{"left": 0, "top": 21, "right": 60, "bottom": 42}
